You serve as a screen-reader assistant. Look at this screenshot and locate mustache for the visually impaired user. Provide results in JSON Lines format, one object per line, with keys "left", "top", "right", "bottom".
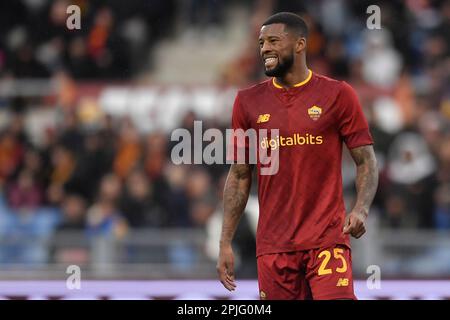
{"left": 264, "top": 54, "right": 294, "bottom": 77}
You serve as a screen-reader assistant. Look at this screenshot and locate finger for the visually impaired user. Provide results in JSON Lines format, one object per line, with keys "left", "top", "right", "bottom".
{"left": 353, "top": 226, "right": 366, "bottom": 239}
{"left": 227, "top": 262, "right": 235, "bottom": 277}
{"left": 226, "top": 260, "right": 235, "bottom": 278}
{"left": 351, "top": 220, "right": 363, "bottom": 233}
{"left": 225, "top": 272, "right": 235, "bottom": 283}
{"left": 350, "top": 221, "right": 363, "bottom": 234}
{"left": 224, "top": 275, "right": 236, "bottom": 291}
{"left": 226, "top": 273, "right": 235, "bottom": 283}
{"left": 221, "top": 280, "right": 234, "bottom": 291}
{"left": 353, "top": 232, "right": 363, "bottom": 239}
{"left": 225, "top": 280, "right": 236, "bottom": 291}
{"left": 351, "top": 224, "right": 365, "bottom": 238}
{"left": 354, "top": 217, "right": 364, "bottom": 227}
{"left": 226, "top": 269, "right": 236, "bottom": 289}
{"left": 218, "top": 264, "right": 236, "bottom": 291}
{"left": 343, "top": 216, "right": 356, "bottom": 234}
{"left": 217, "top": 266, "right": 232, "bottom": 290}
{"left": 342, "top": 216, "right": 352, "bottom": 233}
{"left": 220, "top": 274, "right": 235, "bottom": 291}
{"left": 223, "top": 280, "right": 236, "bottom": 291}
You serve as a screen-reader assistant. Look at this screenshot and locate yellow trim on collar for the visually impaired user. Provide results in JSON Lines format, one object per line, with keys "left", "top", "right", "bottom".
{"left": 272, "top": 69, "right": 312, "bottom": 89}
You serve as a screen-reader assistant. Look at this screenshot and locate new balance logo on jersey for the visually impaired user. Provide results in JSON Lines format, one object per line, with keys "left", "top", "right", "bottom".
{"left": 257, "top": 114, "right": 270, "bottom": 123}
{"left": 336, "top": 278, "right": 349, "bottom": 287}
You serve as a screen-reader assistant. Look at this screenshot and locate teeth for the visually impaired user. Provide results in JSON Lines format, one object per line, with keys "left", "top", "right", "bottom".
{"left": 265, "top": 57, "right": 277, "bottom": 63}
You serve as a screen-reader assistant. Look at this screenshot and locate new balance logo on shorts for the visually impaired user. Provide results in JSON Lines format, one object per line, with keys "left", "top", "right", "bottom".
{"left": 336, "top": 278, "right": 349, "bottom": 287}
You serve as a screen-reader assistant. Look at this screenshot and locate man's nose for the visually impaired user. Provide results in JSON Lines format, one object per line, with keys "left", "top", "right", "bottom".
{"left": 260, "top": 41, "right": 272, "bottom": 55}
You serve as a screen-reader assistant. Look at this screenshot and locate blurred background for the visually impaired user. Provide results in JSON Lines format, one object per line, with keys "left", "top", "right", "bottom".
{"left": 0, "top": 0, "right": 449, "bottom": 289}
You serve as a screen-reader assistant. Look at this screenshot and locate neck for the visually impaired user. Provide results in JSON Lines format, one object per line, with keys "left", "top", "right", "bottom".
{"left": 275, "top": 61, "right": 309, "bottom": 88}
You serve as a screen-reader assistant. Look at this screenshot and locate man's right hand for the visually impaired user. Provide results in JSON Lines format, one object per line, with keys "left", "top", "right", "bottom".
{"left": 216, "top": 244, "right": 237, "bottom": 291}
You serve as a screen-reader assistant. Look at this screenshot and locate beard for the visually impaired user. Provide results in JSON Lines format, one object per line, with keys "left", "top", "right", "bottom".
{"left": 264, "top": 53, "right": 294, "bottom": 77}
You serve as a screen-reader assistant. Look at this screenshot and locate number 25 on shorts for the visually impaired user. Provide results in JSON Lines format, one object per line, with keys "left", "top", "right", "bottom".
{"left": 317, "top": 248, "right": 348, "bottom": 276}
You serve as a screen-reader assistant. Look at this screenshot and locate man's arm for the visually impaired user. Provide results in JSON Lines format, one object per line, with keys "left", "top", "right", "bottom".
{"left": 217, "top": 163, "right": 253, "bottom": 291}
{"left": 343, "top": 145, "right": 378, "bottom": 238}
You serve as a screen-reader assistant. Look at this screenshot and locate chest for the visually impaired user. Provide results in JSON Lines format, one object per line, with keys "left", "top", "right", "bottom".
{"left": 249, "top": 93, "right": 338, "bottom": 136}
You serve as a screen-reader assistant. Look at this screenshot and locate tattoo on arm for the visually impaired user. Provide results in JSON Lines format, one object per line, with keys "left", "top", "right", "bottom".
{"left": 220, "top": 164, "right": 254, "bottom": 246}
{"left": 349, "top": 145, "right": 378, "bottom": 216}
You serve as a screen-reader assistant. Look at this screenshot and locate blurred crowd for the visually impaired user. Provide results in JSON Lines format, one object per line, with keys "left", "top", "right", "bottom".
{"left": 0, "top": 106, "right": 232, "bottom": 264}
{"left": 0, "top": 0, "right": 176, "bottom": 79}
{"left": 0, "top": 0, "right": 449, "bottom": 269}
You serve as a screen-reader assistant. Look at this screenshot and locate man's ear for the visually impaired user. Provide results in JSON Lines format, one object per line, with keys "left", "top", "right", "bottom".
{"left": 296, "top": 37, "right": 306, "bottom": 53}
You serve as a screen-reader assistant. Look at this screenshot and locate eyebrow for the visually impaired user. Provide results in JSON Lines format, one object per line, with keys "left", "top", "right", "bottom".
{"left": 258, "top": 35, "right": 282, "bottom": 42}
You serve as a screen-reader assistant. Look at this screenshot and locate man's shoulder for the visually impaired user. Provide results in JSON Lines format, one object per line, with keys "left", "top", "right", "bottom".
{"left": 236, "top": 79, "right": 271, "bottom": 99}
{"left": 311, "top": 73, "right": 356, "bottom": 103}
{"left": 313, "top": 72, "right": 347, "bottom": 90}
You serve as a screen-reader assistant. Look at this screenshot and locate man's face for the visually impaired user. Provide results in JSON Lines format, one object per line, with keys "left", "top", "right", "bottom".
{"left": 259, "top": 23, "right": 296, "bottom": 77}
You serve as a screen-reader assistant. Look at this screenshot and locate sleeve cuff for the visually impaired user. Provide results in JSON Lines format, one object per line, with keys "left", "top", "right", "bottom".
{"left": 343, "top": 129, "right": 373, "bottom": 149}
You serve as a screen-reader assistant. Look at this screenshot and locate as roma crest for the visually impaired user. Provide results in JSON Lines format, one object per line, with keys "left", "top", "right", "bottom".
{"left": 308, "top": 105, "right": 322, "bottom": 121}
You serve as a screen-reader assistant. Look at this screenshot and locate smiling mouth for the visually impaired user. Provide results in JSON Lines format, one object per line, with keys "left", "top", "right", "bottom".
{"left": 264, "top": 56, "right": 278, "bottom": 68}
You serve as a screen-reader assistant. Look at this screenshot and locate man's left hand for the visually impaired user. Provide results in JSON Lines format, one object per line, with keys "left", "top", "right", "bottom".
{"left": 343, "top": 210, "right": 367, "bottom": 239}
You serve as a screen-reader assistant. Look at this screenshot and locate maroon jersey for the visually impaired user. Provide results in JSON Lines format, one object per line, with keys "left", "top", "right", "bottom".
{"left": 229, "top": 71, "right": 373, "bottom": 257}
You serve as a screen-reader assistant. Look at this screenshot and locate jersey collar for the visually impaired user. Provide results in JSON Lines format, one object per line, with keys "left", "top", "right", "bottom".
{"left": 272, "top": 69, "right": 313, "bottom": 89}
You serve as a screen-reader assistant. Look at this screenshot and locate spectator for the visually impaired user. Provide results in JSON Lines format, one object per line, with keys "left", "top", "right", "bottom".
{"left": 65, "top": 132, "right": 113, "bottom": 201}
{"left": 86, "top": 197, "right": 127, "bottom": 239}
{"left": 434, "top": 183, "right": 450, "bottom": 229}
{"left": 57, "top": 111, "right": 84, "bottom": 153}
{"left": 10, "top": 44, "right": 50, "bottom": 78}
{"left": 113, "top": 119, "right": 141, "bottom": 180}
{"left": 49, "top": 145, "right": 76, "bottom": 187}
{"left": 385, "top": 131, "right": 438, "bottom": 228}
{"left": 6, "top": 169, "right": 44, "bottom": 211}
{"left": 0, "top": 130, "right": 24, "bottom": 185}
{"left": 119, "top": 169, "right": 166, "bottom": 228}
{"left": 185, "top": 168, "right": 215, "bottom": 227}
{"left": 65, "top": 36, "right": 97, "bottom": 79}
{"left": 57, "top": 194, "right": 87, "bottom": 230}
{"left": 164, "top": 164, "right": 190, "bottom": 227}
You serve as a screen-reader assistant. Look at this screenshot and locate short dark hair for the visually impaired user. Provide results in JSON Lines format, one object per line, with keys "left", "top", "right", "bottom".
{"left": 262, "top": 12, "right": 308, "bottom": 38}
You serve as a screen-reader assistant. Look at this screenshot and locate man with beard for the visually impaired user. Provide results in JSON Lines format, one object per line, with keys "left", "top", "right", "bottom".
{"left": 217, "top": 12, "right": 378, "bottom": 300}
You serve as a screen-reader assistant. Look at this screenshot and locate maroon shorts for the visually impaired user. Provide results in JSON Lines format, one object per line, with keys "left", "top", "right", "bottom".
{"left": 257, "top": 244, "right": 356, "bottom": 300}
